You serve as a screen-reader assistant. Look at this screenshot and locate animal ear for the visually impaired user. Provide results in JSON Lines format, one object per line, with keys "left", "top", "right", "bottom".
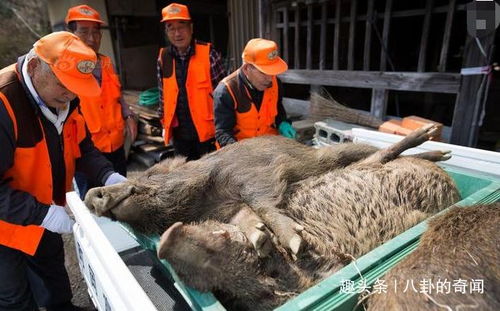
{"left": 158, "top": 222, "right": 184, "bottom": 259}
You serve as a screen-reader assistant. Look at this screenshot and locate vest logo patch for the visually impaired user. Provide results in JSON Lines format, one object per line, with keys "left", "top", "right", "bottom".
{"left": 77, "top": 60, "right": 96, "bottom": 74}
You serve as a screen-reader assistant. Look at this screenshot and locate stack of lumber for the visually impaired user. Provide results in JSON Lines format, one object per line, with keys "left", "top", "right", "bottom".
{"left": 122, "top": 90, "right": 174, "bottom": 167}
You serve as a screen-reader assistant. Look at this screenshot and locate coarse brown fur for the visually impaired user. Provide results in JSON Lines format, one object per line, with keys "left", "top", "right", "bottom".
{"left": 85, "top": 135, "right": 379, "bottom": 252}
{"left": 366, "top": 203, "right": 500, "bottom": 311}
{"left": 157, "top": 145, "right": 460, "bottom": 310}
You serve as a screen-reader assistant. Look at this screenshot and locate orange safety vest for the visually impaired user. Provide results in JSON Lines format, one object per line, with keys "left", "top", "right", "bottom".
{"left": 159, "top": 42, "right": 215, "bottom": 144}
{"left": 78, "top": 54, "right": 124, "bottom": 153}
{"left": 0, "top": 67, "right": 86, "bottom": 255}
{"left": 222, "top": 69, "right": 278, "bottom": 141}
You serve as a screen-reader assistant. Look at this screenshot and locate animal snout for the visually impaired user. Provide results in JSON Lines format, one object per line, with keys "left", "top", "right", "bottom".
{"left": 84, "top": 187, "right": 108, "bottom": 215}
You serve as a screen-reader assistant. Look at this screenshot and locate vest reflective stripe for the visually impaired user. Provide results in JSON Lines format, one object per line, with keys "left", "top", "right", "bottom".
{"left": 0, "top": 220, "right": 44, "bottom": 256}
{"left": 78, "top": 55, "right": 124, "bottom": 153}
{"left": 223, "top": 70, "right": 278, "bottom": 141}
{"left": 161, "top": 43, "right": 215, "bottom": 144}
{"left": 0, "top": 68, "right": 86, "bottom": 255}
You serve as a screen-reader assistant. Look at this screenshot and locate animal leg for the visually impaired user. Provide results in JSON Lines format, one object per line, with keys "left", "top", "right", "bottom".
{"left": 402, "top": 150, "right": 451, "bottom": 162}
{"left": 229, "top": 204, "right": 274, "bottom": 258}
{"left": 358, "top": 124, "right": 438, "bottom": 165}
{"left": 257, "top": 208, "right": 304, "bottom": 256}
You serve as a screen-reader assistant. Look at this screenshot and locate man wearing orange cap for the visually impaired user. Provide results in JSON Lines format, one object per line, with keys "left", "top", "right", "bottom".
{"left": 65, "top": 4, "right": 137, "bottom": 198}
{"left": 214, "top": 38, "right": 296, "bottom": 147}
{"left": 0, "top": 32, "right": 126, "bottom": 310}
{"left": 158, "top": 3, "right": 226, "bottom": 160}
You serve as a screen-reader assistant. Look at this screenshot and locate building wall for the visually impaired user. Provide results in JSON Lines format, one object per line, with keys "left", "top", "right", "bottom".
{"left": 227, "top": 0, "right": 260, "bottom": 70}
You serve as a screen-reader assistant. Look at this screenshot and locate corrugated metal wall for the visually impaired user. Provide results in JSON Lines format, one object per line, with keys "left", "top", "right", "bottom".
{"left": 227, "top": 0, "right": 260, "bottom": 70}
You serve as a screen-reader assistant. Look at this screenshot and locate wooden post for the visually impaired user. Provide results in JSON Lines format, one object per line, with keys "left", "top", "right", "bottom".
{"left": 371, "top": 88, "right": 388, "bottom": 119}
{"left": 294, "top": 5, "right": 300, "bottom": 68}
{"left": 333, "top": 0, "right": 341, "bottom": 70}
{"left": 363, "top": 0, "right": 374, "bottom": 71}
{"left": 259, "top": 0, "right": 272, "bottom": 39}
{"left": 283, "top": 7, "right": 289, "bottom": 62}
{"left": 320, "top": 1, "right": 327, "bottom": 70}
{"left": 306, "top": 4, "right": 313, "bottom": 69}
{"left": 450, "top": 33, "right": 495, "bottom": 146}
{"left": 347, "top": 0, "right": 357, "bottom": 70}
{"left": 438, "top": 0, "right": 456, "bottom": 72}
{"left": 380, "top": 0, "right": 393, "bottom": 71}
{"left": 417, "top": 0, "right": 434, "bottom": 72}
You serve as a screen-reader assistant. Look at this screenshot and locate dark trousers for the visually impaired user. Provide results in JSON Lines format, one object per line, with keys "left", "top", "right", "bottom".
{"left": 75, "top": 146, "right": 127, "bottom": 199}
{"left": 0, "top": 231, "right": 72, "bottom": 310}
{"left": 173, "top": 138, "right": 216, "bottom": 161}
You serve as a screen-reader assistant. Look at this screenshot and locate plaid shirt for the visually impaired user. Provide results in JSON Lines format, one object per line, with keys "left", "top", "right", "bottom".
{"left": 157, "top": 40, "right": 226, "bottom": 119}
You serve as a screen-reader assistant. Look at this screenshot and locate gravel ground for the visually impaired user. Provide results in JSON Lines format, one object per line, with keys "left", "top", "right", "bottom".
{"left": 63, "top": 233, "right": 95, "bottom": 310}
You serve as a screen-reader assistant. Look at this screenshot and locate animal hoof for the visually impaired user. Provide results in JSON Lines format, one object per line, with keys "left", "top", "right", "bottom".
{"left": 440, "top": 150, "right": 452, "bottom": 161}
{"left": 249, "top": 229, "right": 273, "bottom": 258}
{"left": 294, "top": 224, "right": 304, "bottom": 232}
{"left": 289, "top": 234, "right": 303, "bottom": 255}
{"left": 255, "top": 222, "right": 266, "bottom": 230}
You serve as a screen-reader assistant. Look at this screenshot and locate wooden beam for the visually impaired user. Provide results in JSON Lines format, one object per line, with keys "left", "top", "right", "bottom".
{"left": 348, "top": 0, "right": 357, "bottom": 70}
{"left": 306, "top": 4, "right": 313, "bottom": 69}
{"left": 283, "top": 7, "right": 289, "bottom": 62}
{"left": 450, "top": 33, "right": 495, "bottom": 146}
{"left": 294, "top": 5, "right": 300, "bottom": 68}
{"left": 371, "top": 88, "right": 388, "bottom": 119}
{"left": 274, "top": 3, "right": 468, "bottom": 28}
{"left": 364, "top": 0, "right": 374, "bottom": 71}
{"left": 333, "top": 0, "right": 341, "bottom": 70}
{"left": 438, "top": 0, "right": 456, "bottom": 72}
{"left": 418, "top": 0, "right": 434, "bottom": 72}
{"left": 319, "top": 1, "right": 327, "bottom": 69}
{"left": 279, "top": 70, "right": 460, "bottom": 93}
{"left": 380, "top": 0, "right": 393, "bottom": 71}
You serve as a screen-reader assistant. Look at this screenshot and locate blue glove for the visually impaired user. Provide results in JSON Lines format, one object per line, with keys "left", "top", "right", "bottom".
{"left": 278, "top": 121, "right": 297, "bottom": 139}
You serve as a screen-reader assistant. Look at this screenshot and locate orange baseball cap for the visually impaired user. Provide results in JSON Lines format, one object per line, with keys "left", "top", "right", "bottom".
{"left": 242, "top": 38, "right": 288, "bottom": 75}
{"left": 65, "top": 5, "right": 105, "bottom": 24}
{"left": 34, "top": 32, "right": 101, "bottom": 97}
{"left": 161, "top": 3, "right": 191, "bottom": 22}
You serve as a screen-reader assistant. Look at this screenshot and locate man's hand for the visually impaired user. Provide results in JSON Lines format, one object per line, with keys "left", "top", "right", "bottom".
{"left": 41, "top": 205, "right": 74, "bottom": 234}
{"left": 105, "top": 172, "right": 127, "bottom": 186}
{"left": 278, "top": 121, "right": 297, "bottom": 139}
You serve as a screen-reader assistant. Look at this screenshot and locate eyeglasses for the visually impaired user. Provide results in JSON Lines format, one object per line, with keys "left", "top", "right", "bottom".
{"left": 166, "top": 24, "right": 190, "bottom": 34}
{"left": 74, "top": 29, "right": 102, "bottom": 39}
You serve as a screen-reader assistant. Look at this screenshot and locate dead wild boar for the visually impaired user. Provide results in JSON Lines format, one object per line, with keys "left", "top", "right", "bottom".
{"left": 85, "top": 124, "right": 451, "bottom": 255}
{"left": 155, "top": 127, "right": 460, "bottom": 310}
{"left": 366, "top": 203, "right": 500, "bottom": 311}
{"left": 85, "top": 134, "right": 380, "bottom": 253}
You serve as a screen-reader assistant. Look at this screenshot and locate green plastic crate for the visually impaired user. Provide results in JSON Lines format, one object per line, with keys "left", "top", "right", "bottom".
{"left": 122, "top": 167, "right": 500, "bottom": 311}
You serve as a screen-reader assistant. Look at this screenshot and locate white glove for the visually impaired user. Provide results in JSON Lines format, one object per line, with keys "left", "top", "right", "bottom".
{"left": 105, "top": 172, "right": 127, "bottom": 186}
{"left": 41, "top": 205, "right": 74, "bottom": 234}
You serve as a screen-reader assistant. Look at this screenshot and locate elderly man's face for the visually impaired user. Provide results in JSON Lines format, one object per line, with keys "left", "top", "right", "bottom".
{"left": 242, "top": 64, "right": 273, "bottom": 91}
{"left": 165, "top": 20, "right": 193, "bottom": 53}
{"left": 73, "top": 21, "right": 102, "bottom": 53}
{"left": 29, "top": 58, "right": 76, "bottom": 109}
